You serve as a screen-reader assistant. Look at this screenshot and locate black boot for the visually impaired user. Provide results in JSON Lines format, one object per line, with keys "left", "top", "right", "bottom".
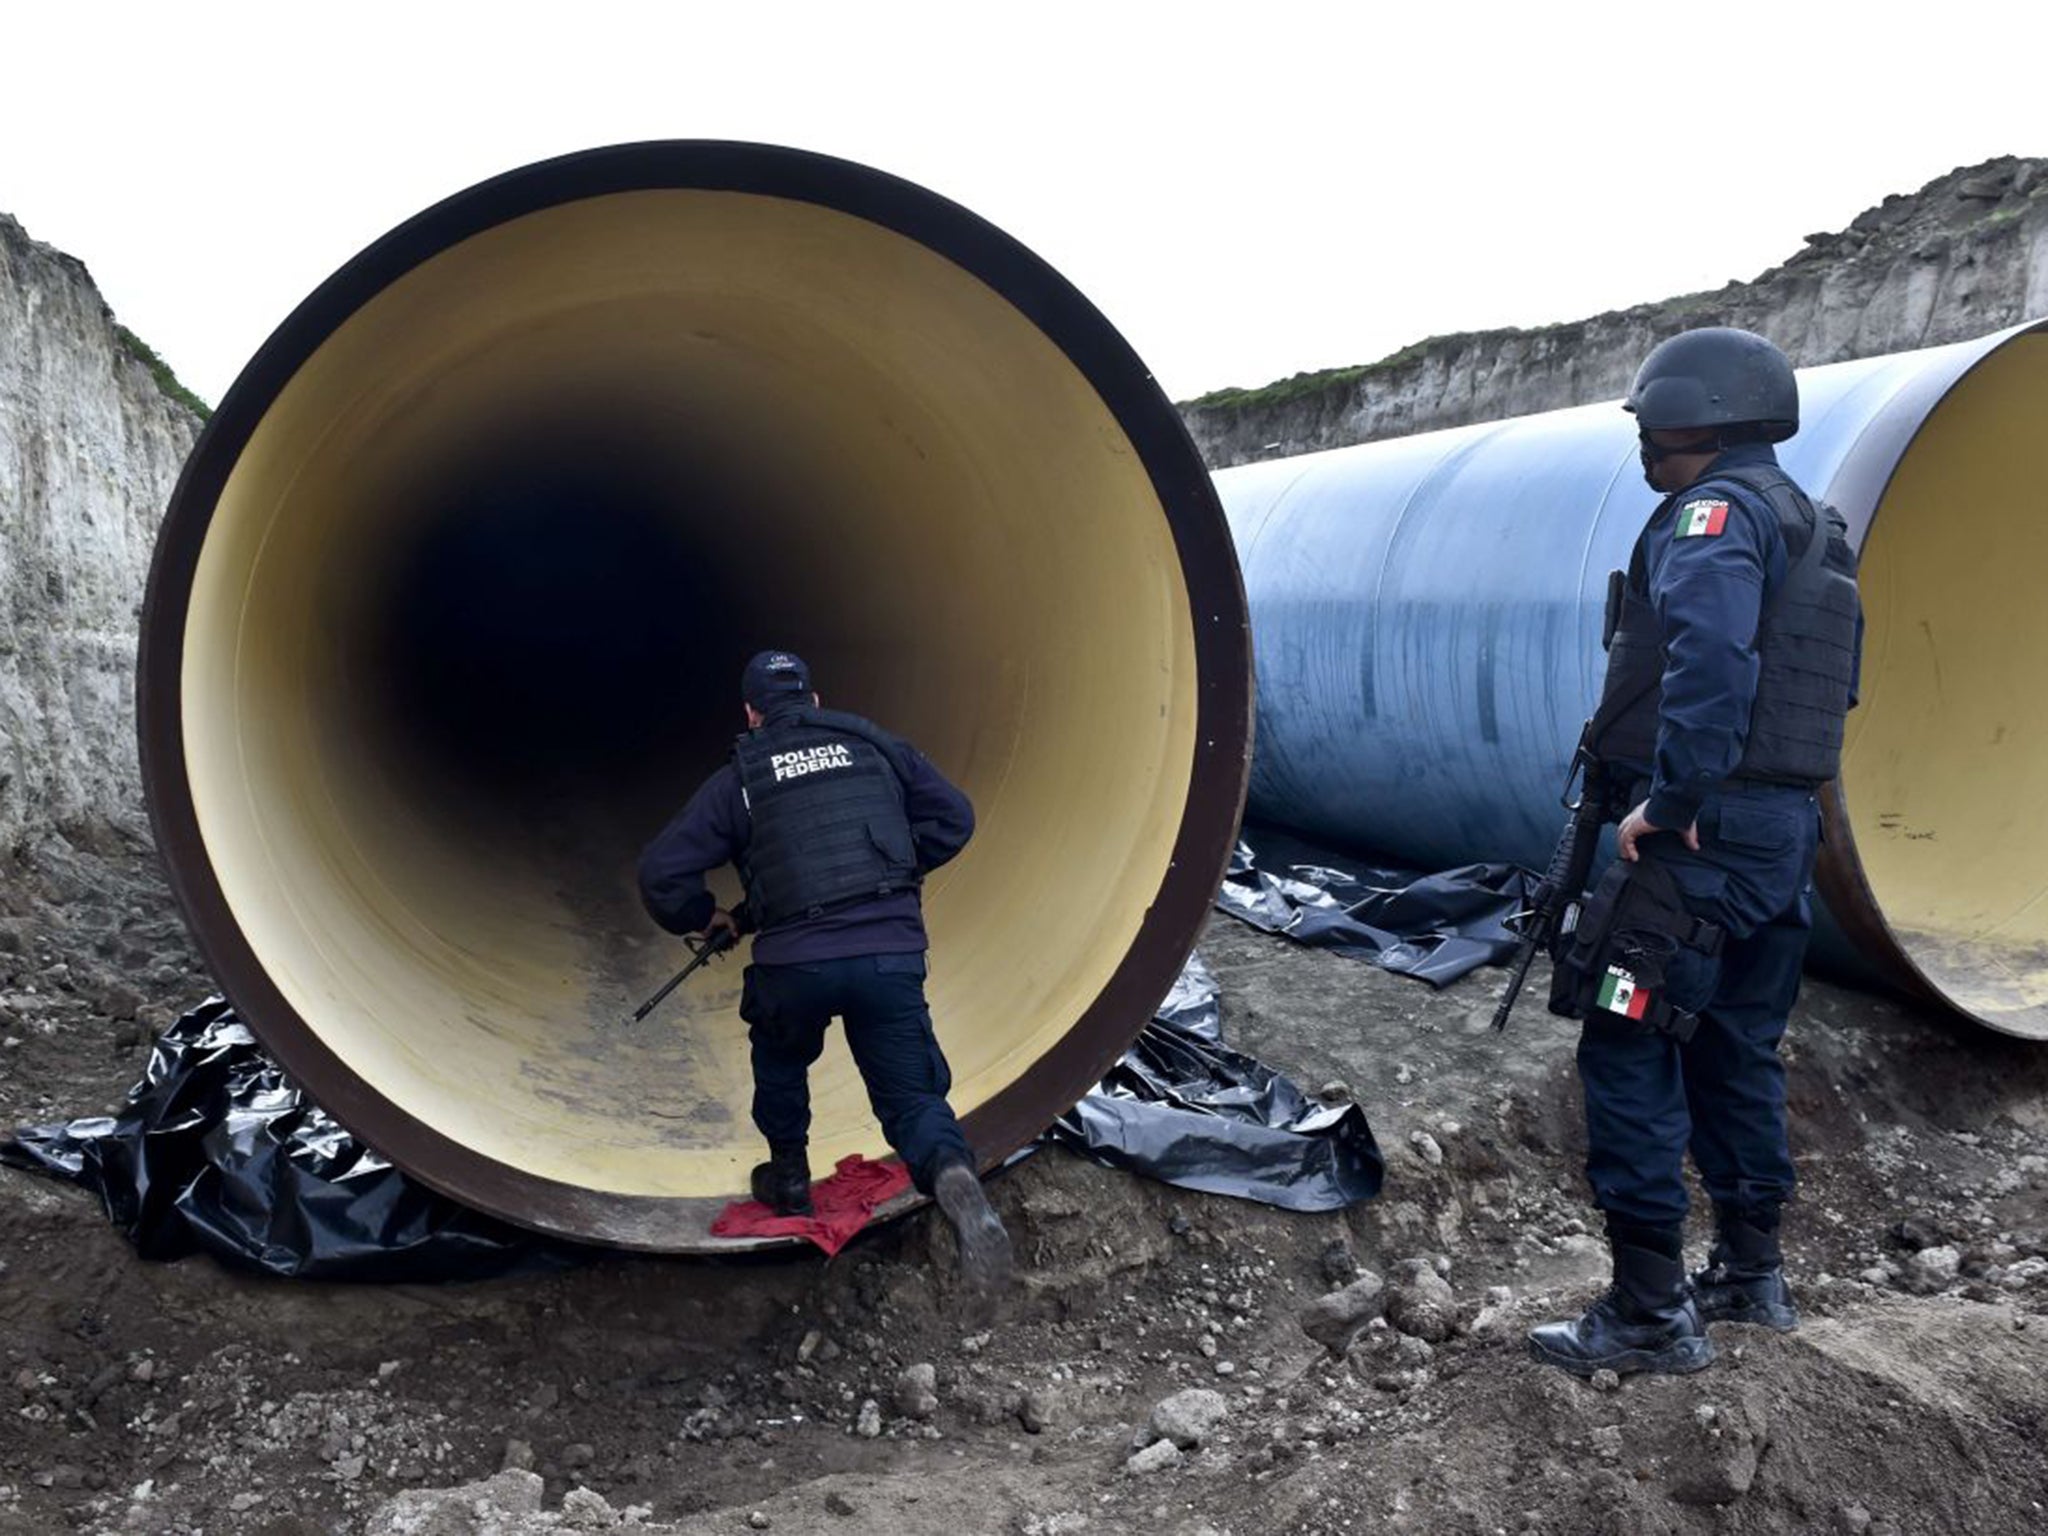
{"left": 1691, "top": 1210, "right": 1798, "bottom": 1331}
{"left": 1528, "top": 1237, "right": 1715, "bottom": 1378}
{"left": 932, "top": 1158, "right": 1014, "bottom": 1296}
{"left": 750, "top": 1143, "right": 813, "bottom": 1217}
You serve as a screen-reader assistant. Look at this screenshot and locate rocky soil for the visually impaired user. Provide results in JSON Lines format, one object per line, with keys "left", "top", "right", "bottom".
{"left": 4, "top": 837, "right": 2048, "bottom": 1535}
{"left": 1181, "top": 156, "right": 2048, "bottom": 468}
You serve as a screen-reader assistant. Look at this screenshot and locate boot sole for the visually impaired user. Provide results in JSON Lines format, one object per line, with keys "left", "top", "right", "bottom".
{"left": 934, "top": 1166, "right": 1014, "bottom": 1294}
{"left": 1527, "top": 1332, "right": 1716, "bottom": 1378}
{"left": 1698, "top": 1299, "right": 1799, "bottom": 1332}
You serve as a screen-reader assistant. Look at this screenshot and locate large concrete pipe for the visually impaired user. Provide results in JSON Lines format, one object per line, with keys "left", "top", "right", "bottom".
{"left": 138, "top": 143, "right": 1251, "bottom": 1251}
{"left": 1222, "top": 320, "right": 2048, "bottom": 1039}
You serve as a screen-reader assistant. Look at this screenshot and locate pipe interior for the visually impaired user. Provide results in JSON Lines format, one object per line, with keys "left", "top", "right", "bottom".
{"left": 1843, "top": 333, "right": 2048, "bottom": 1037}
{"left": 180, "top": 189, "right": 1199, "bottom": 1199}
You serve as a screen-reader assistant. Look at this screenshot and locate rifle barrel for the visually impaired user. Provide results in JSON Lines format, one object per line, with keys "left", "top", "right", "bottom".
{"left": 627, "top": 934, "right": 729, "bottom": 1025}
{"left": 1491, "top": 937, "right": 1540, "bottom": 1032}
{"left": 1492, "top": 756, "right": 1610, "bottom": 1034}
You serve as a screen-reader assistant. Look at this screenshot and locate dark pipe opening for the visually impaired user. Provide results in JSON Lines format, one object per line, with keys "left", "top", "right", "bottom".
{"left": 383, "top": 450, "right": 729, "bottom": 787}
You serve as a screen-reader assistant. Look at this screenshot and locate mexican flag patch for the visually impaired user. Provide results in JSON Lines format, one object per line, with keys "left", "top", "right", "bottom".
{"left": 1596, "top": 964, "right": 1652, "bottom": 1020}
{"left": 1678, "top": 498, "right": 1729, "bottom": 538}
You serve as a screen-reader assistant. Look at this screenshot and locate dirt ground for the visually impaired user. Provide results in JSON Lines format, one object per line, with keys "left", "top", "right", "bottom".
{"left": 4, "top": 827, "right": 2048, "bottom": 1535}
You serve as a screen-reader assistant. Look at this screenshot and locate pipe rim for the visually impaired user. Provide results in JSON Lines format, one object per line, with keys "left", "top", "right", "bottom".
{"left": 138, "top": 141, "right": 1252, "bottom": 1248}
{"left": 1812, "top": 315, "right": 2048, "bottom": 1039}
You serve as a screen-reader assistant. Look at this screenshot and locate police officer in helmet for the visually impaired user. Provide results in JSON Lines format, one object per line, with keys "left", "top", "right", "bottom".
{"left": 637, "top": 650, "right": 1013, "bottom": 1295}
{"left": 1528, "top": 328, "right": 1862, "bottom": 1376}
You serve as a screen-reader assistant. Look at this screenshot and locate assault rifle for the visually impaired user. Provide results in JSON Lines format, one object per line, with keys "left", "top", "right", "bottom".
{"left": 1491, "top": 741, "right": 1616, "bottom": 1032}
{"left": 628, "top": 924, "right": 739, "bottom": 1025}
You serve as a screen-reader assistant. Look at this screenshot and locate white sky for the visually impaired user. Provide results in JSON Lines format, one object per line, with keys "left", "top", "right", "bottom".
{"left": 3, "top": 2, "right": 2044, "bottom": 407}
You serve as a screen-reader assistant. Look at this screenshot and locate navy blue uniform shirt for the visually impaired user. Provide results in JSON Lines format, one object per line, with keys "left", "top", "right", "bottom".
{"left": 637, "top": 720, "right": 975, "bottom": 965}
{"left": 1634, "top": 443, "right": 1861, "bottom": 830}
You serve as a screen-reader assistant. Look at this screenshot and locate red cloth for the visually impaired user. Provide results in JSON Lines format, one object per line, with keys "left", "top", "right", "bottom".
{"left": 710, "top": 1154, "right": 913, "bottom": 1257}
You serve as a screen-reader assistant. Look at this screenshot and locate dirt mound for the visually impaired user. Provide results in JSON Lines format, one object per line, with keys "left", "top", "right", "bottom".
{"left": 5, "top": 843, "right": 2048, "bottom": 1535}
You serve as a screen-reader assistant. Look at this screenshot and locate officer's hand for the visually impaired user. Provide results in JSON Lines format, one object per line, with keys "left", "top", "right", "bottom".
{"left": 1617, "top": 801, "right": 1700, "bottom": 862}
{"left": 702, "top": 908, "right": 740, "bottom": 945}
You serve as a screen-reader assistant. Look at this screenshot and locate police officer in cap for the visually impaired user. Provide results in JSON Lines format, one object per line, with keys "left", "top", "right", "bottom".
{"left": 637, "top": 651, "right": 1013, "bottom": 1294}
{"left": 1528, "top": 328, "right": 1862, "bottom": 1376}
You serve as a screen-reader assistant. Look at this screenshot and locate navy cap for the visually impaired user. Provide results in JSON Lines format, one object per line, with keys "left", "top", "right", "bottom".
{"left": 741, "top": 649, "right": 812, "bottom": 707}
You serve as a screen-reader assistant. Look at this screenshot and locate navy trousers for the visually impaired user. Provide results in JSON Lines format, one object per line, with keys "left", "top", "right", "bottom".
{"left": 739, "top": 951, "right": 973, "bottom": 1194}
{"left": 1577, "top": 783, "right": 1820, "bottom": 1231}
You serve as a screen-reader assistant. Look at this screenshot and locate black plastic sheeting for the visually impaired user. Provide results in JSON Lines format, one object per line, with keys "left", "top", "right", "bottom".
{"left": 1, "top": 857, "right": 1433, "bottom": 1275}
{"left": 1218, "top": 823, "right": 1532, "bottom": 987}
{"left": 4, "top": 973, "right": 1384, "bottom": 1275}
{"left": 0, "top": 1001, "right": 586, "bottom": 1281}
{"left": 1049, "top": 952, "right": 1385, "bottom": 1212}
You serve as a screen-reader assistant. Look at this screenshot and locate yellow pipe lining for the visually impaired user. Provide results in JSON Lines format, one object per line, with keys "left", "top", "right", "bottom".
{"left": 1844, "top": 334, "right": 2048, "bottom": 1032}
{"left": 181, "top": 189, "right": 1199, "bottom": 1196}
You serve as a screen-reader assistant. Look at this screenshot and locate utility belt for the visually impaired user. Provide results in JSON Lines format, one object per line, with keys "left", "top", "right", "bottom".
{"left": 1547, "top": 857, "right": 1723, "bottom": 1044}
{"left": 766, "top": 884, "right": 915, "bottom": 929}
{"left": 1616, "top": 771, "right": 1821, "bottom": 804}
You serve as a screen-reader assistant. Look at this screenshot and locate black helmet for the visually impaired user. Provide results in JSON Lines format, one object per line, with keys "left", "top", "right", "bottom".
{"left": 1624, "top": 327, "right": 1798, "bottom": 443}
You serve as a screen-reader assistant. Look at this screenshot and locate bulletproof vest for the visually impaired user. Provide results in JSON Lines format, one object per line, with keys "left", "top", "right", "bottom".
{"left": 732, "top": 708, "right": 922, "bottom": 930}
{"left": 1589, "top": 462, "right": 1861, "bottom": 786}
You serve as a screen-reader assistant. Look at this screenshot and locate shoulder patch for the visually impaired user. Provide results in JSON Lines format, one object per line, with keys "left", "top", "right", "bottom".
{"left": 1676, "top": 498, "right": 1729, "bottom": 538}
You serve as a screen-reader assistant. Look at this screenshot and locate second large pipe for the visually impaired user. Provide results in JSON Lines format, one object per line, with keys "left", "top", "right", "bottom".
{"left": 1219, "top": 321, "right": 2048, "bottom": 1039}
